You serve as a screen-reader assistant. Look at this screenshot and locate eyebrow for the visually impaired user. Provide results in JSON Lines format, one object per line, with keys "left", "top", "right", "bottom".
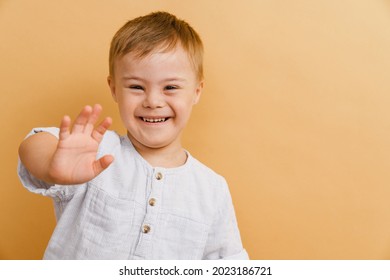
{"left": 121, "top": 76, "right": 144, "bottom": 81}
{"left": 121, "top": 76, "right": 187, "bottom": 82}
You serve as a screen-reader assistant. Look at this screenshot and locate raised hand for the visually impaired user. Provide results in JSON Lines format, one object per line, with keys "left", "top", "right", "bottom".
{"left": 47, "top": 104, "right": 114, "bottom": 185}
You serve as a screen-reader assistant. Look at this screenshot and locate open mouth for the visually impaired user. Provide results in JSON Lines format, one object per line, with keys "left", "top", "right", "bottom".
{"left": 141, "top": 117, "right": 170, "bottom": 123}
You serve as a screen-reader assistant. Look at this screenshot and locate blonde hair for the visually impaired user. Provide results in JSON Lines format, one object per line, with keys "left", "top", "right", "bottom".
{"left": 109, "top": 11, "right": 204, "bottom": 81}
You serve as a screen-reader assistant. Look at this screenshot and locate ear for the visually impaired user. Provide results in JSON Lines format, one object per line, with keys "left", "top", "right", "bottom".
{"left": 107, "top": 76, "right": 118, "bottom": 103}
{"left": 193, "top": 80, "right": 204, "bottom": 105}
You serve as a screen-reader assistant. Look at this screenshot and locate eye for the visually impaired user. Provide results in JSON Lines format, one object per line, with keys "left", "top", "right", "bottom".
{"left": 129, "top": 85, "right": 144, "bottom": 90}
{"left": 164, "top": 85, "right": 178, "bottom": 91}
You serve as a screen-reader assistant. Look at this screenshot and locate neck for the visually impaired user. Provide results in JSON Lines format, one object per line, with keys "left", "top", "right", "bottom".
{"left": 127, "top": 133, "right": 187, "bottom": 168}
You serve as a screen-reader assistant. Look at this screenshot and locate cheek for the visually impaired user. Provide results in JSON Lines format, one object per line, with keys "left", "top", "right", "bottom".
{"left": 116, "top": 99, "right": 137, "bottom": 121}
{"left": 117, "top": 94, "right": 139, "bottom": 109}
{"left": 173, "top": 99, "right": 194, "bottom": 118}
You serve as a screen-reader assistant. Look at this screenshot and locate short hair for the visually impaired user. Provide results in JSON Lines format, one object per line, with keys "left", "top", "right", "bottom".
{"left": 109, "top": 11, "right": 204, "bottom": 81}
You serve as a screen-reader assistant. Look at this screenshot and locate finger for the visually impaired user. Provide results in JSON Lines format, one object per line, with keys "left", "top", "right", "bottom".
{"left": 92, "top": 117, "right": 112, "bottom": 143}
{"left": 59, "top": 115, "right": 71, "bottom": 140}
{"left": 72, "top": 105, "right": 92, "bottom": 133}
{"left": 84, "top": 104, "right": 103, "bottom": 134}
{"left": 92, "top": 155, "right": 114, "bottom": 176}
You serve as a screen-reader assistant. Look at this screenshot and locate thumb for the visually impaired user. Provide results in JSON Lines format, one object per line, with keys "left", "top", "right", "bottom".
{"left": 93, "top": 155, "right": 114, "bottom": 176}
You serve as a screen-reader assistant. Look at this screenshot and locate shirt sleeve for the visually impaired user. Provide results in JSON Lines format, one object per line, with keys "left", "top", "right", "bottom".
{"left": 17, "top": 127, "right": 67, "bottom": 198}
{"left": 202, "top": 177, "right": 249, "bottom": 260}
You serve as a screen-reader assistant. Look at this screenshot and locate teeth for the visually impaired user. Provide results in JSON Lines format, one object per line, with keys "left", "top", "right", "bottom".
{"left": 142, "top": 117, "right": 166, "bottom": 123}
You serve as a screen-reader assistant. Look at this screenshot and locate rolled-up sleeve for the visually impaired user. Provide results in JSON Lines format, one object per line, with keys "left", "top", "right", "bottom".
{"left": 202, "top": 177, "right": 249, "bottom": 260}
{"left": 17, "top": 127, "right": 64, "bottom": 198}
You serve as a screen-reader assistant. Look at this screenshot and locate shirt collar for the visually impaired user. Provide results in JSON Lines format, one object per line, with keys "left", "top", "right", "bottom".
{"left": 122, "top": 134, "right": 193, "bottom": 175}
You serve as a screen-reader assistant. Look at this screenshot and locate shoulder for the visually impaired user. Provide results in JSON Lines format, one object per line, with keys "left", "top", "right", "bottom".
{"left": 101, "top": 130, "right": 122, "bottom": 144}
{"left": 187, "top": 155, "right": 228, "bottom": 190}
{"left": 96, "top": 130, "right": 124, "bottom": 155}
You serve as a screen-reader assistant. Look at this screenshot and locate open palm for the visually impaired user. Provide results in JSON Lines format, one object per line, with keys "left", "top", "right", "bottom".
{"left": 48, "top": 104, "right": 114, "bottom": 185}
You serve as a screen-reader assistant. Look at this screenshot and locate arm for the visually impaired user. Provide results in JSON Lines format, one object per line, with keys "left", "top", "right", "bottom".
{"left": 202, "top": 178, "right": 249, "bottom": 259}
{"left": 18, "top": 131, "right": 59, "bottom": 184}
{"left": 18, "top": 104, "right": 114, "bottom": 185}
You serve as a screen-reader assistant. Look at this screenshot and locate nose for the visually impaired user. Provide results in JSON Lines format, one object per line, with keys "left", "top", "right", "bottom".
{"left": 142, "top": 89, "right": 165, "bottom": 109}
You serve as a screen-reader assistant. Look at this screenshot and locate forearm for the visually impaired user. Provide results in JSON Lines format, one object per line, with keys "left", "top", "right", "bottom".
{"left": 18, "top": 132, "right": 58, "bottom": 184}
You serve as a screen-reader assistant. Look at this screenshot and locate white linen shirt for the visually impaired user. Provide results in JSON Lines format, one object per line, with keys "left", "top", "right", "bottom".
{"left": 18, "top": 127, "right": 248, "bottom": 260}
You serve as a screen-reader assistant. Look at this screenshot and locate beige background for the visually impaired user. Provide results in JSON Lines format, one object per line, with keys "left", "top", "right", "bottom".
{"left": 1, "top": 0, "right": 390, "bottom": 259}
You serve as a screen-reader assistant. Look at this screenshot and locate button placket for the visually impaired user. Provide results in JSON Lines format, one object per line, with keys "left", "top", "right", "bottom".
{"left": 143, "top": 169, "right": 164, "bottom": 225}
{"left": 146, "top": 169, "right": 164, "bottom": 212}
{"left": 135, "top": 169, "right": 165, "bottom": 258}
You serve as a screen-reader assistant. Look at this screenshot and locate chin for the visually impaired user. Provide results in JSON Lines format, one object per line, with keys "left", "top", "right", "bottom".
{"left": 142, "top": 141, "right": 172, "bottom": 149}
{"left": 132, "top": 136, "right": 171, "bottom": 149}
{"left": 127, "top": 130, "right": 179, "bottom": 150}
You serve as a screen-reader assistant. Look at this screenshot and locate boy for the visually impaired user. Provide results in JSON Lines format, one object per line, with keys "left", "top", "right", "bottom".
{"left": 18, "top": 11, "right": 248, "bottom": 260}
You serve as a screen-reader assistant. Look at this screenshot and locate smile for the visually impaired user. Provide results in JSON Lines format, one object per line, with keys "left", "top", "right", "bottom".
{"left": 141, "top": 117, "right": 169, "bottom": 123}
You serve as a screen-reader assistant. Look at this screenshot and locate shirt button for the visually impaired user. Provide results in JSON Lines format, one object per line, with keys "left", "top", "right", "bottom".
{"left": 149, "top": 198, "right": 156, "bottom": 206}
{"left": 156, "top": 172, "right": 163, "bottom": 180}
{"left": 142, "top": 224, "right": 151, "bottom": 234}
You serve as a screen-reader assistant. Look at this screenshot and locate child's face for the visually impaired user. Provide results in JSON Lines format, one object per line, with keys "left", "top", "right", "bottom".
{"left": 108, "top": 45, "right": 203, "bottom": 152}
